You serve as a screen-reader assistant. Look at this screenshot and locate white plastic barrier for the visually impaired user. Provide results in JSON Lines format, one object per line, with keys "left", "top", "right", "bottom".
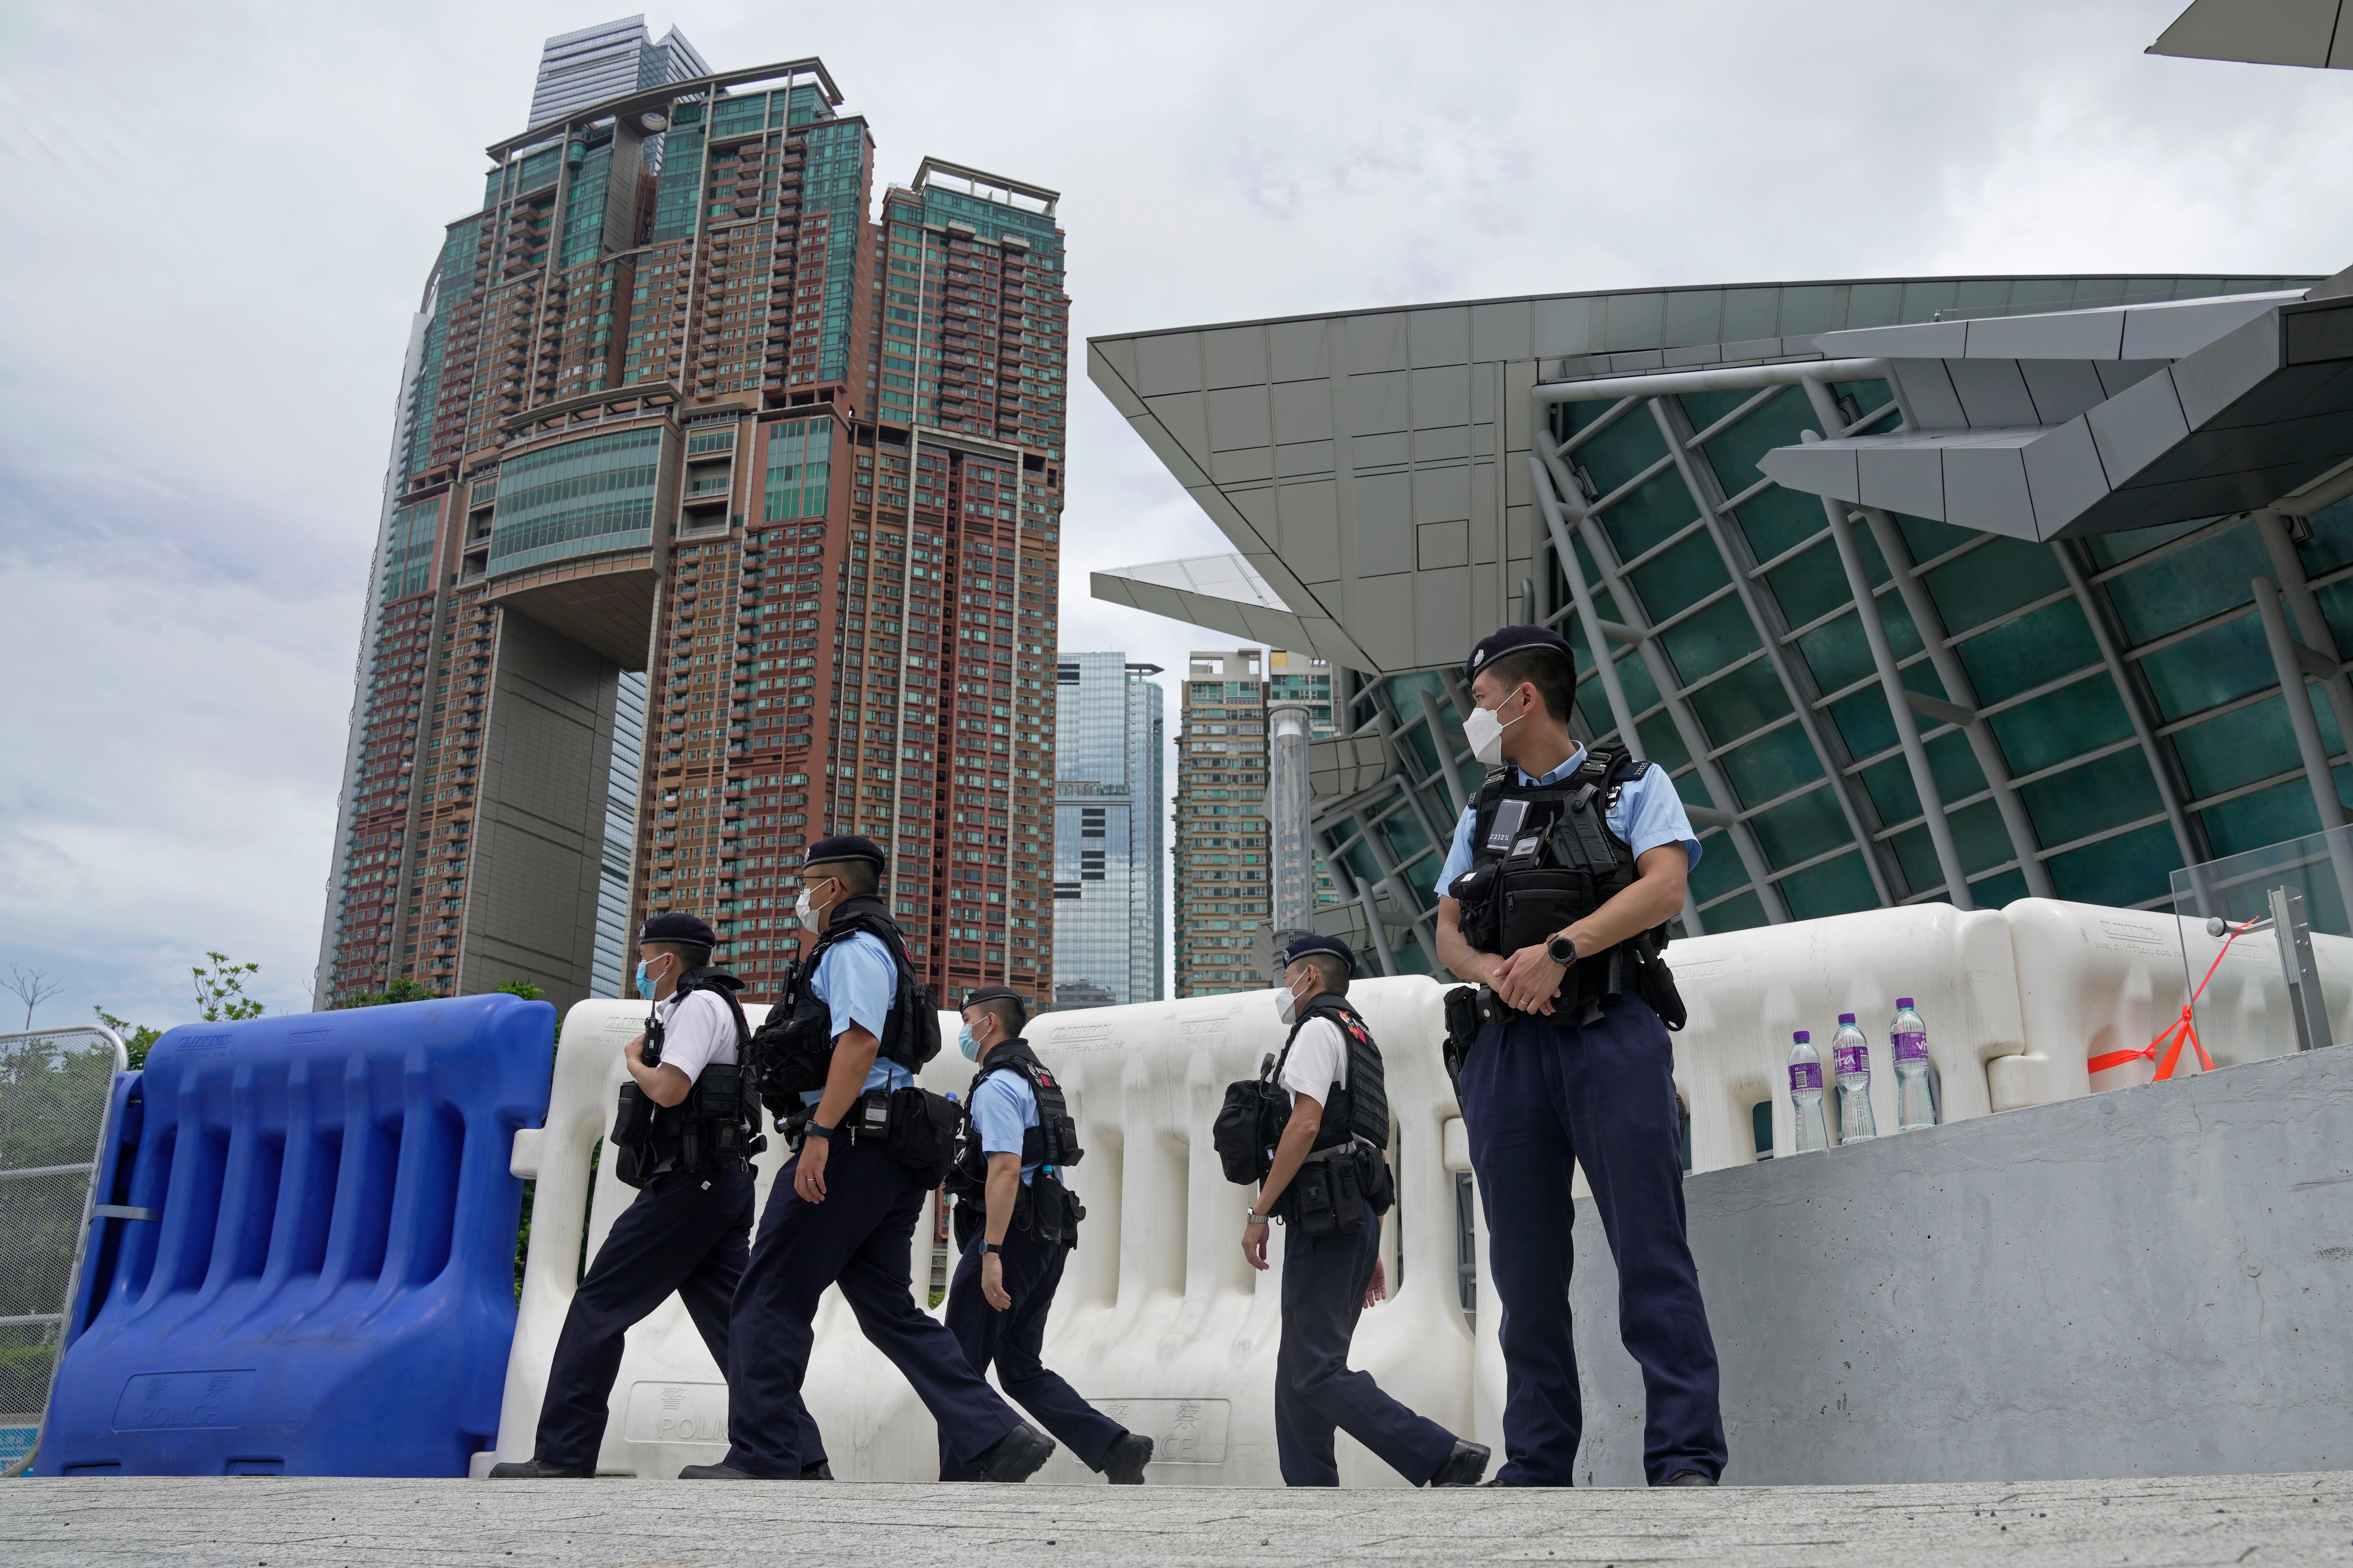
{"left": 479, "top": 979, "right": 1470, "bottom": 1486}
{"left": 478, "top": 898, "right": 2336, "bottom": 1485}
{"left": 1666, "top": 903, "right": 2026, "bottom": 1169}
{"left": 2005, "top": 898, "right": 2353, "bottom": 1096}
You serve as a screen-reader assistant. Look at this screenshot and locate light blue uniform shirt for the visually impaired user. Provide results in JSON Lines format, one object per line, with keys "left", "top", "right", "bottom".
{"left": 802, "top": 930, "right": 917, "bottom": 1106}
{"left": 1434, "top": 745, "right": 1701, "bottom": 900}
{"left": 970, "top": 1062, "right": 1040, "bottom": 1187}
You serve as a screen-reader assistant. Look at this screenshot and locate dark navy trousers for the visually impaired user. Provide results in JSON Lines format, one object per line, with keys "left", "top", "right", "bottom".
{"left": 721, "top": 1134, "right": 1020, "bottom": 1478}
{"left": 938, "top": 1215, "right": 1126, "bottom": 1480}
{"left": 1276, "top": 1213, "right": 1459, "bottom": 1487}
{"left": 533, "top": 1163, "right": 830, "bottom": 1473}
{"left": 1459, "top": 994, "right": 1727, "bottom": 1486}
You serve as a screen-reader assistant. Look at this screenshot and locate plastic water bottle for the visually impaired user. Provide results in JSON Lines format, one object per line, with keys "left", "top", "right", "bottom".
{"left": 1890, "top": 998, "right": 1935, "bottom": 1131}
{"left": 1833, "top": 1013, "right": 1876, "bottom": 1143}
{"left": 1786, "top": 1031, "right": 1827, "bottom": 1154}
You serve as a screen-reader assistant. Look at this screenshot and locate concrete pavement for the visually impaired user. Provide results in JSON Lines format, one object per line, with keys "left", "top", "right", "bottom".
{"left": 2, "top": 1469, "right": 2347, "bottom": 1566}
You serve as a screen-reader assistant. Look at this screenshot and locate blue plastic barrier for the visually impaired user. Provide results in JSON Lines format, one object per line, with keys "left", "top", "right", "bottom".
{"left": 34, "top": 994, "right": 552, "bottom": 1476}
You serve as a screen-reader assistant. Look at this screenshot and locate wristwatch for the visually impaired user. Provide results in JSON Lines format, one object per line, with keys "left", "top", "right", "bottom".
{"left": 1245, "top": 1207, "right": 1270, "bottom": 1225}
{"left": 983, "top": 1242, "right": 1004, "bottom": 1255}
{"left": 803, "top": 1120, "right": 835, "bottom": 1141}
{"left": 1547, "top": 932, "right": 1579, "bottom": 966}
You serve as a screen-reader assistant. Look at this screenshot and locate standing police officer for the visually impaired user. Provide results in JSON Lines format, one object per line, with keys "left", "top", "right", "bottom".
{"left": 488, "top": 913, "right": 824, "bottom": 1478}
{"left": 683, "top": 836, "right": 1054, "bottom": 1483}
{"left": 1246, "top": 935, "right": 1491, "bottom": 1489}
{"left": 938, "top": 985, "right": 1153, "bottom": 1484}
{"left": 1433, "top": 624, "right": 1726, "bottom": 1488}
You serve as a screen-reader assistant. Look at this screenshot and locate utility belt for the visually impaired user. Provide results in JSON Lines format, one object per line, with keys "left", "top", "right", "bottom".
{"left": 1440, "top": 941, "right": 1685, "bottom": 1100}
{"left": 1269, "top": 1137, "right": 1395, "bottom": 1238}
{"left": 949, "top": 1168, "right": 1087, "bottom": 1254}
{"left": 779, "top": 1085, "right": 961, "bottom": 1187}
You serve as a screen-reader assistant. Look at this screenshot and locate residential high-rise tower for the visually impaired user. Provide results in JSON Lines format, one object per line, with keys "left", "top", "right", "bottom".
{"left": 315, "top": 41, "right": 1072, "bottom": 1016}
{"left": 1051, "top": 652, "right": 1165, "bottom": 1008}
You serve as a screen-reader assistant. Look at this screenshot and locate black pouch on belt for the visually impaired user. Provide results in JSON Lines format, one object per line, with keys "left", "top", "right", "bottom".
{"left": 1441, "top": 985, "right": 1480, "bottom": 1100}
{"left": 1291, "top": 1160, "right": 1338, "bottom": 1237}
{"left": 1330, "top": 1151, "right": 1368, "bottom": 1235}
{"left": 885, "top": 1086, "right": 961, "bottom": 1185}
{"left": 610, "top": 1082, "right": 657, "bottom": 1190}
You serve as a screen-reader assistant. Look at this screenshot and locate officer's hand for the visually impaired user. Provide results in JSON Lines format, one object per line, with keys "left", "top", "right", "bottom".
{"left": 1365, "top": 1257, "right": 1387, "bottom": 1309}
{"left": 1242, "top": 1218, "right": 1270, "bottom": 1272}
{"left": 1493, "top": 943, "right": 1565, "bottom": 1015}
{"left": 794, "top": 1137, "right": 830, "bottom": 1203}
{"left": 982, "top": 1250, "right": 1011, "bottom": 1311}
{"left": 625, "top": 1032, "right": 647, "bottom": 1066}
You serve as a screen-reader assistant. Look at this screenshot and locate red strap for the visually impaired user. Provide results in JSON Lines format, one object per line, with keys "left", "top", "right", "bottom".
{"left": 2096, "top": 919, "right": 2255, "bottom": 1083}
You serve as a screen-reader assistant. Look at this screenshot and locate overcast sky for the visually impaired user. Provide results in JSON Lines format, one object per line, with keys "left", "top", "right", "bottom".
{"left": 3, "top": 0, "right": 2347, "bottom": 1034}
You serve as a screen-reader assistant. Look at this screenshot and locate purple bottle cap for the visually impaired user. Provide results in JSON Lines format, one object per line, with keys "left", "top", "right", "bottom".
{"left": 1792, "top": 1030, "right": 1810, "bottom": 1042}
{"left": 1838, "top": 1013, "right": 1857, "bottom": 1025}
{"left": 1896, "top": 997, "right": 1914, "bottom": 1009}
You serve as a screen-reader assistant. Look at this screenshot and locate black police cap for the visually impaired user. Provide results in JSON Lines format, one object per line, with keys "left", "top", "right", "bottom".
{"left": 1282, "top": 934, "right": 1358, "bottom": 974}
{"left": 638, "top": 911, "right": 717, "bottom": 948}
{"left": 962, "top": 984, "right": 1029, "bottom": 1029}
{"left": 1465, "top": 623, "right": 1577, "bottom": 686}
{"left": 802, "top": 833, "right": 888, "bottom": 872}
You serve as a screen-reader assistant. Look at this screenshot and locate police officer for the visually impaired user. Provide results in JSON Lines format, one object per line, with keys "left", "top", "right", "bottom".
{"left": 488, "top": 913, "right": 830, "bottom": 1478}
{"left": 1246, "top": 935, "right": 1492, "bottom": 1489}
{"left": 682, "top": 836, "right": 1055, "bottom": 1483}
{"left": 1432, "top": 624, "right": 1727, "bottom": 1488}
{"left": 939, "top": 985, "right": 1153, "bottom": 1484}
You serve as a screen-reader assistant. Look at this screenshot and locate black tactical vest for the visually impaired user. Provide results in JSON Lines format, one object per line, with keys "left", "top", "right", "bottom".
{"left": 609, "top": 968, "right": 763, "bottom": 1183}
{"left": 1446, "top": 745, "right": 1670, "bottom": 1018}
{"left": 1274, "top": 995, "right": 1391, "bottom": 1153}
{"left": 945, "top": 1039, "right": 1086, "bottom": 1245}
{"left": 745, "top": 896, "right": 943, "bottom": 1114}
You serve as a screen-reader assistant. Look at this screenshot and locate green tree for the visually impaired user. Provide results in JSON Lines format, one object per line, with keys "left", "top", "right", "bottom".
{"left": 494, "top": 979, "right": 545, "bottom": 1001}
{"left": 191, "top": 952, "right": 264, "bottom": 1022}
{"left": 93, "top": 1008, "right": 162, "bottom": 1070}
{"left": 344, "top": 978, "right": 434, "bottom": 1008}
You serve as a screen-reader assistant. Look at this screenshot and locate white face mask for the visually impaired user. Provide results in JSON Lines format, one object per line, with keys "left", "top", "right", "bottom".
{"left": 1274, "top": 972, "right": 1308, "bottom": 1027}
{"left": 794, "top": 878, "right": 834, "bottom": 934}
{"left": 1463, "top": 687, "right": 1527, "bottom": 766}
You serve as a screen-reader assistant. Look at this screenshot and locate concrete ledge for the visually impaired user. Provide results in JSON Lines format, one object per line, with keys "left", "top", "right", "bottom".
{"left": 1565, "top": 1044, "right": 2353, "bottom": 1485}
{"left": 2, "top": 1471, "right": 2346, "bottom": 1566}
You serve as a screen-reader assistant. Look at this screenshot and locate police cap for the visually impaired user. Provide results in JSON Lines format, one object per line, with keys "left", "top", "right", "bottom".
{"left": 801, "top": 834, "right": 888, "bottom": 872}
{"left": 638, "top": 911, "right": 717, "bottom": 948}
{"left": 1281, "top": 934, "right": 1358, "bottom": 975}
{"left": 1465, "top": 623, "right": 1577, "bottom": 686}
{"left": 962, "top": 984, "right": 1029, "bottom": 1031}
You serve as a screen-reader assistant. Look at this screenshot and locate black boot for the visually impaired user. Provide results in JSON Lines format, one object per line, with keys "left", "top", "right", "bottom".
{"left": 977, "top": 1424, "right": 1056, "bottom": 1483}
{"left": 486, "top": 1458, "right": 589, "bottom": 1479}
{"left": 1100, "top": 1432, "right": 1153, "bottom": 1485}
{"left": 1428, "top": 1441, "right": 1492, "bottom": 1487}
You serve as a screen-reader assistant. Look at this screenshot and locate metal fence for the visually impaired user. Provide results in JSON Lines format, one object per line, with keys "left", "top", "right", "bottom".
{"left": 0, "top": 1025, "right": 125, "bottom": 1475}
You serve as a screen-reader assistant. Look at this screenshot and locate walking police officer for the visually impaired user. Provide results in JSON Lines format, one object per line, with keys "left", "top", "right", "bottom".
{"left": 489, "top": 913, "right": 823, "bottom": 1477}
{"left": 682, "top": 836, "right": 1054, "bottom": 1483}
{"left": 1433, "top": 624, "right": 1727, "bottom": 1488}
{"left": 1247, "top": 935, "right": 1491, "bottom": 1489}
{"left": 939, "top": 985, "right": 1154, "bottom": 1484}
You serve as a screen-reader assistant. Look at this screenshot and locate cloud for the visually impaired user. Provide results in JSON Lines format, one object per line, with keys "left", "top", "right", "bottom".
{"left": 4, "top": 0, "right": 2347, "bottom": 1022}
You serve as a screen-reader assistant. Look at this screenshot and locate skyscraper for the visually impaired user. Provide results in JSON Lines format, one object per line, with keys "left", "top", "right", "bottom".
{"left": 1052, "top": 652, "right": 1166, "bottom": 1008}
{"left": 315, "top": 40, "right": 1071, "bottom": 1015}
{"left": 528, "top": 17, "right": 710, "bottom": 132}
{"left": 1171, "top": 648, "right": 1344, "bottom": 996}
{"left": 1171, "top": 649, "right": 1268, "bottom": 996}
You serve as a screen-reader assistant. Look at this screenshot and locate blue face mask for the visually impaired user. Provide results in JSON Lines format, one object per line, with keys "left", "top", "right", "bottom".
{"left": 957, "top": 1024, "right": 980, "bottom": 1061}
{"left": 634, "top": 961, "right": 651, "bottom": 998}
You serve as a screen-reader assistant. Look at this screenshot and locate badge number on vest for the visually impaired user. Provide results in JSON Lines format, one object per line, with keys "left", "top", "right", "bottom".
{"left": 1485, "top": 799, "right": 1530, "bottom": 852}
